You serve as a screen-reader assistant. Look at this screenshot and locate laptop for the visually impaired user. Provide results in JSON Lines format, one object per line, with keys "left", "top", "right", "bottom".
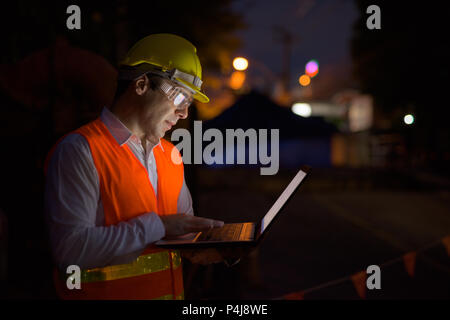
{"left": 155, "top": 165, "right": 311, "bottom": 249}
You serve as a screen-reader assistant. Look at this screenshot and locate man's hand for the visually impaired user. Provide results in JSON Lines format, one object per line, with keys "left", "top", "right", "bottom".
{"left": 159, "top": 214, "right": 224, "bottom": 238}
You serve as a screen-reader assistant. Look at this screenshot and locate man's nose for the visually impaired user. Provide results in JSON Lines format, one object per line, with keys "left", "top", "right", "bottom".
{"left": 176, "top": 106, "right": 189, "bottom": 119}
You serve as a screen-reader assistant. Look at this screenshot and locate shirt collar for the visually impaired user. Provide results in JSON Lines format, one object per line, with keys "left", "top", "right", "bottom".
{"left": 100, "top": 107, "right": 164, "bottom": 152}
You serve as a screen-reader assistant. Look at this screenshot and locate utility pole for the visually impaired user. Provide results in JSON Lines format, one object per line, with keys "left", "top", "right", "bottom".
{"left": 272, "top": 25, "right": 299, "bottom": 104}
{"left": 273, "top": 26, "right": 298, "bottom": 92}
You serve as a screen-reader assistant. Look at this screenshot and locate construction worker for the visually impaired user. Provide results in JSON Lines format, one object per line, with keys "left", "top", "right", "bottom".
{"left": 44, "top": 33, "right": 227, "bottom": 299}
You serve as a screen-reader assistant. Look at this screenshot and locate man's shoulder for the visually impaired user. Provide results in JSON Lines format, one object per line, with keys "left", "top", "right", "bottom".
{"left": 49, "top": 133, "right": 92, "bottom": 164}
{"left": 58, "top": 132, "right": 90, "bottom": 151}
{"left": 55, "top": 119, "right": 105, "bottom": 151}
{"left": 44, "top": 132, "right": 94, "bottom": 175}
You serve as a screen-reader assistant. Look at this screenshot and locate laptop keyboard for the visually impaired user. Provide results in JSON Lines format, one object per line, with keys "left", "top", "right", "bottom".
{"left": 197, "top": 223, "right": 245, "bottom": 241}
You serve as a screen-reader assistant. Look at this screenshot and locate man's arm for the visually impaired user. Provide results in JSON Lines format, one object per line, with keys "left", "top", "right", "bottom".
{"left": 45, "top": 134, "right": 166, "bottom": 270}
{"left": 177, "top": 178, "right": 194, "bottom": 216}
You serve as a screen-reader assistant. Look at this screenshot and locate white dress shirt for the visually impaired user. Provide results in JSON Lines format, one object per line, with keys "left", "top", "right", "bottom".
{"left": 45, "top": 107, "right": 193, "bottom": 270}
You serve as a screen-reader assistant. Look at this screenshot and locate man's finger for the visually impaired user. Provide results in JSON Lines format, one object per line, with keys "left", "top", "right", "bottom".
{"left": 210, "top": 219, "right": 224, "bottom": 228}
{"left": 190, "top": 217, "right": 224, "bottom": 230}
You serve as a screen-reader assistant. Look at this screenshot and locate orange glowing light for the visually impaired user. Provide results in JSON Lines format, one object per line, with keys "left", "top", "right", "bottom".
{"left": 299, "top": 74, "right": 311, "bottom": 86}
{"left": 229, "top": 71, "right": 246, "bottom": 90}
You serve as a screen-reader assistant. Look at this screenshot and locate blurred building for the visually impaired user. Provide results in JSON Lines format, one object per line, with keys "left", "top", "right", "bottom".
{"left": 202, "top": 90, "right": 337, "bottom": 168}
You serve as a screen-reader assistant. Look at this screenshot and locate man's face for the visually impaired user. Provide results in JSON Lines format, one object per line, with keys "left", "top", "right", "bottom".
{"left": 138, "top": 78, "right": 193, "bottom": 145}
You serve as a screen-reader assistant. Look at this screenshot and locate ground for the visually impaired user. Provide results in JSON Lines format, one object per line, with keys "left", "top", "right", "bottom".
{"left": 184, "top": 167, "right": 450, "bottom": 299}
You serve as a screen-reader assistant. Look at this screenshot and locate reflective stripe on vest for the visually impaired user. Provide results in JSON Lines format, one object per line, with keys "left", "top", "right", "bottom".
{"left": 156, "top": 292, "right": 185, "bottom": 300}
{"left": 47, "top": 117, "right": 184, "bottom": 300}
{"left": 64, "top": 251, "right": 182, "bottom": 283}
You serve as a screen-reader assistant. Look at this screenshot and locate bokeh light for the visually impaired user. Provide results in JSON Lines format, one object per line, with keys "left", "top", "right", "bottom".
{"left": 292, "top": 103, "right": 312, "bottom": 117}
{"left": 299, "top": 74, "right": 311, "bottom": 86}
{"left": 404, "top": 114, "right": 414, "bottom": 125}
{"left": 229, "top": 71, "right": 246, "bottom": 90}
{"left": 305, "top": 60, "right": 319, "bottom": 78}
{"left": 232, "top": 57, "right": 249, "bottom": 71}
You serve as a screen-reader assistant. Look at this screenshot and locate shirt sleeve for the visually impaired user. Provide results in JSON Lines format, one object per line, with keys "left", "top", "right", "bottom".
{"left": 177, "top": 177, "right": 194, "bottom": 216}
{"left": 44, "top": 134, "right": 166, "bottom": 270}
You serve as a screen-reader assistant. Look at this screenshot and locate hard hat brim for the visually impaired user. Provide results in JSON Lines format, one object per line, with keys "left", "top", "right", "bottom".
{"left": 176, "top": 78, "right": 209, "bottom": 103}
{"left": 194, "top": 90, "right": 210, "bottom": 103}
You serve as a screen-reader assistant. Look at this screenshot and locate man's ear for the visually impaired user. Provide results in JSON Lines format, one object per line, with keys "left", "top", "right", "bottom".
{"left": 134, "top": 75, "right": 150, "bottom": 96}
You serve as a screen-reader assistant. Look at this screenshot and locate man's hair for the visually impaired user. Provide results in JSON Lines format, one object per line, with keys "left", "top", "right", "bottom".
{"left": 113, "top": 69, "right": 161, "bottom": 102}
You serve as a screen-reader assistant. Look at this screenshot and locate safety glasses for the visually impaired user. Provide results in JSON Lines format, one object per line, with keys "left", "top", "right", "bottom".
{"left": 158, "top": 80, "right": 194, "bottom": 110}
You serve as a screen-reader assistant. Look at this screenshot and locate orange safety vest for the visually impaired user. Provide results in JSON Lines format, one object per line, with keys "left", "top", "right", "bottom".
{"left": 47, "top": 118, "right": 185, "bottom": 300}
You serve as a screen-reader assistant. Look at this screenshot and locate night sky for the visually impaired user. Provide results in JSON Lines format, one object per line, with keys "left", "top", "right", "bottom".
{"left": 232, "top": 0, "right": 359, "bottom": 91}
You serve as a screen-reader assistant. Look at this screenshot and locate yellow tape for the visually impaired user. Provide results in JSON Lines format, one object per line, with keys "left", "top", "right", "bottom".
{"left": 79, "top": 250, "right": 181, "bottom": 283}
{"left": 154, "top": 291, "right": 184, "bottom": 300}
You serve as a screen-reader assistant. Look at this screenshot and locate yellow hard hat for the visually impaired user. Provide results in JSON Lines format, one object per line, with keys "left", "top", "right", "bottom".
{"left": 119, "top": 33, "right": 209, "bottom": 103}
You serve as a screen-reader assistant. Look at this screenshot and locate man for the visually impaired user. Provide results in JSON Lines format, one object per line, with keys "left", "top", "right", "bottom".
{"left": 44, "top": 33, "right": 225, "bottom": 300}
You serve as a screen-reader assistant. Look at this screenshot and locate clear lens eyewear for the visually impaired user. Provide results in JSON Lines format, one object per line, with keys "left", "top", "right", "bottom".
{"left": 159, "top": 81, "right": 193, "bottom": 109}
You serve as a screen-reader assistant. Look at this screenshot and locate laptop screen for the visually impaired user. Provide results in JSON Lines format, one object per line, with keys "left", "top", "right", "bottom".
{"left": 259, "top": 169, "right": 308, "bottom": 233}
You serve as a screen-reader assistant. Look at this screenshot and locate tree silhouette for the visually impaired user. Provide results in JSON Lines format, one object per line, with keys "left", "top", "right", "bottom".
{"left": 1, "top": 0, "right": 245, "bottom": 70}
{"left": 351, "top": 0, "right": 450, "bottom": 167}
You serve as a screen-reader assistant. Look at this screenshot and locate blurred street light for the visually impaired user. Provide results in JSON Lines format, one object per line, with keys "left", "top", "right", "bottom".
{"left": 292, "top": 102, "right": 312, "bottom": 117}
{"left": 233, "top": 57, "right": 248, "bottom": 71}
{"left": 305, "top": 60, "right": 319, "bottom": 78}
{"left": 299, "top": 74, "right": 311, "bottom": 86}
{"left": 404, "top": 114, "right": 414, "bottom": 125}
{"left": 229, "top": 71, "right": 246, "bottom": 90}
